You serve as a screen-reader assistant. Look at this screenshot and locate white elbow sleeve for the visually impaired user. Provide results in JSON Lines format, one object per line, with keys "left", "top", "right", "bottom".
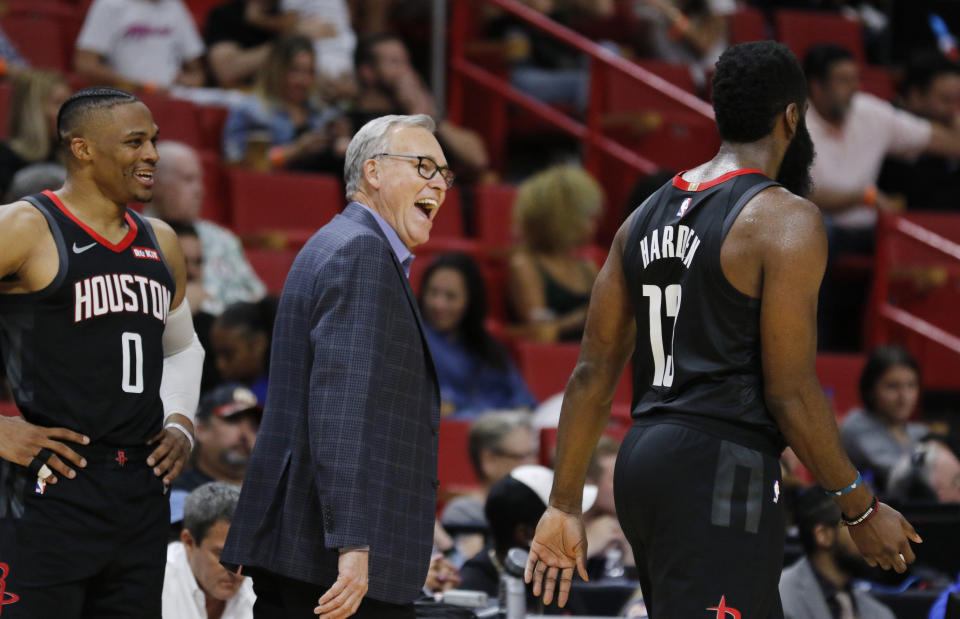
{"left": 160, "top": 301, "right": 205, "bottom": 423}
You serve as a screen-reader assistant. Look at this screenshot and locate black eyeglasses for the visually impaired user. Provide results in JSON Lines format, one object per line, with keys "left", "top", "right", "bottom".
{"left": 374, "top": 153, "right": 455, "bottom": 189}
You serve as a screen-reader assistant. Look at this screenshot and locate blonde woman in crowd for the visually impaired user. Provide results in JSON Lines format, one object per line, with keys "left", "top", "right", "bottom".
{"left": 508, "top": 164, "right": 603, "bottom": 342}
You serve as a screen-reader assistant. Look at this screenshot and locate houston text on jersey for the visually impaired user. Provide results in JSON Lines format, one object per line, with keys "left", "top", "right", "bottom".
{"left": 74, "top": 273, "right": 170, "bottom": 323}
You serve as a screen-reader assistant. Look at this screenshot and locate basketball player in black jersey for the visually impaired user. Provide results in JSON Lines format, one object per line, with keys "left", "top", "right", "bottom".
{"left": 0, "top": 88, "right": 204, "bottom": 617}
{"left": 524, "top": 42, "right": 921, "bottom": 618}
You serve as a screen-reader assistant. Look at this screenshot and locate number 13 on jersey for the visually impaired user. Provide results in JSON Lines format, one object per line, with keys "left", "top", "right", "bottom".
{"left": 643, "top": 284, "right": 682, "bottom": 388}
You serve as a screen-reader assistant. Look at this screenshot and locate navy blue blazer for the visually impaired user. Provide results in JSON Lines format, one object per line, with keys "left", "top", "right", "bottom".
{"left": 221, "top": 203, "right": 441, "bottom": 604}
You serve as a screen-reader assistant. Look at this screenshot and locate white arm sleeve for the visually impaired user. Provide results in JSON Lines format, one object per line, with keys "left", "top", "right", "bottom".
{"left": 160, "top": 301, "right": 204, "bottom": 423}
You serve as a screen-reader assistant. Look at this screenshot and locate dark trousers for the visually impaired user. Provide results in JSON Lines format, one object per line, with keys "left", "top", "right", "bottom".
{"left": 250, "top": 568, "right": 417, "bottom": 619}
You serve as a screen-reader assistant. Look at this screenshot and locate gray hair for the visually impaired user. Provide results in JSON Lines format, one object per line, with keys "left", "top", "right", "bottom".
{"left": 156, "top": 140, "right": 199, "bottom": 177}
{"left": 343, "top": 114, "right": 436, "bottom": 200}
{"left": 183, "top": 481, "right": 240, "bottom": 544}
{"left": 6, "top": 162, "right": 66, "bottom": 201}
{"left": 468, "top": 410, "right": 535, "bottom": 482}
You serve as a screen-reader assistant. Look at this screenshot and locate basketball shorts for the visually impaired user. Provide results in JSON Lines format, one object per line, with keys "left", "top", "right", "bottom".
{"left": 0, "top": 443, "right": 168, "bottom": 619}
{"left": 614, "top": 420, "right": 786, "bottom": 619}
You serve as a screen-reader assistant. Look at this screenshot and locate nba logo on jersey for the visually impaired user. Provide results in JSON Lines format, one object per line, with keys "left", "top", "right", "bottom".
{"left": 35, "top": 478, "right": 45, "bottom": 495}
{"left": 677, "top": 197, "right": 692, "bottom": 217}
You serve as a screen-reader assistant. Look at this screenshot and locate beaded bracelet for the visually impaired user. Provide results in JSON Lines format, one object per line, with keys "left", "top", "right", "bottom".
{"left": 842, "top": 495, "right": 879, "bottom": 527}
{"left": 826, "top": 471, "right": 862, "bottom": 496}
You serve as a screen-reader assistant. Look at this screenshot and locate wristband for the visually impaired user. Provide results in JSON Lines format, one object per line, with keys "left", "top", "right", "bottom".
{"left": 164, "top": 422, "right": 195, "bottom": 452}
{"left": 825, "top": 471, "right": 862, "bottom": 496}
{"left": 842, "top": 495, "right": 879, "bottom": 527}
{"left": 863, "top": 185, "right": 878, "bottom": 207}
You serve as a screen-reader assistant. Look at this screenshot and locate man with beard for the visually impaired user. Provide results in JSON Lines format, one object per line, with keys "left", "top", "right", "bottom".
{"left": 523, "top": 41, "right": 919, "bottom": 618}
{"left": 780, "top": 488, "right": 896, "bottom": 619}
{"left": 171, "top": 384, "right": 261, "bottom": 514}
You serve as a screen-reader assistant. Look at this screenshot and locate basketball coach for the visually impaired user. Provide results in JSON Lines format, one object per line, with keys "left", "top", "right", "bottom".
{"left": 222, "top": 114, "right": 450, "bottom": 618}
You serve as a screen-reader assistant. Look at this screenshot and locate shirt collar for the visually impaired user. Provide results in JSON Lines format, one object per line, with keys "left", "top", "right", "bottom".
{"left": 352, "top": 202, "right": 414, "bottom": 277}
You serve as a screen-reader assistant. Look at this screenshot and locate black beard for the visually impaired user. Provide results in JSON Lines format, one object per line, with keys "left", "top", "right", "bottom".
{"left": 776, "top": 115, "right": 815, "bottom": 198}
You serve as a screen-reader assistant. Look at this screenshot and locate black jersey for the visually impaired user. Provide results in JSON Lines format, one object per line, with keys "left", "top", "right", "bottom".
{"left": 0, "top": 191, "right": 174, "bottom": 445}
{"left": 623, "top": 169, "right": 785, "bottom": 455}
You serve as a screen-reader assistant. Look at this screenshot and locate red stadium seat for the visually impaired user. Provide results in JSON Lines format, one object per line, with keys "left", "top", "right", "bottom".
{"left": 195, "top": 104, "right": 230, "bottom": 155}
{"left": 474, "top": 183, "right": 518, "bottom": 248}
{"left": 199, "top": 151, "right": 230, "bottom": 226}
{"left": 438, "top": 419, "right": 480, "bottom": 497}
{"left": 1, "top": 16, "right": 68, "bottom": 73}
{"left": 430, "top": 185, "right": 465, "bottom": 239}
{"left": 512, "top": 340, "right": 632, "bottom": 406}
{"left": 815, "top": 353, "right": 866, "bottom": 420}
{"left": 775, "top": 9, "right": 865, "bottom": 65}
{"left": 730, "top": 7, "right": 769, "bottom": 44}
{"left": 859, "top": 65, "right": 896, "bottom": 102}
{"left": 228, "top": 169, "right": 343, "bottom": 243}
{"left": 138, "top": 94, "right": 204, "bottom": 151}
{"left": 244, "top": 247, "right": 298, "bottom": 296}
{"left": 0, "top": 82, "right": 11, "bottom": 141}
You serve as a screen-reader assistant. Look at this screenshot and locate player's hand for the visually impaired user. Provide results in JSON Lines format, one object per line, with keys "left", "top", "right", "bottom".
{"left": 315, "top": 549, "right": 368, "bottom": 617}
{"left": 524, "top": 506, "right": 589, "bottom": 608}
{"left": 0, "top": 415, "right": 88, "bottom": 483}
{"left": 146, "top": 414, "right": 193, "bottom": 485}
{"left": 848, "top": 502, "right": 922, "bottom": 573}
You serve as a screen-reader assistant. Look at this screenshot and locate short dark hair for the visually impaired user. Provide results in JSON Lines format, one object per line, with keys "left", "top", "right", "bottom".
{"left": 712, "top": 41, "right": 807, "bottom": 143}
{"left": 56, "top": 87, "right": 139, "bottom": 143}
{"left": 484, "top": 476, "right": 546, "bottom": 556}
{"left": 803, "top": 44, "right": 855, "bottom": 83}
{"left": 793, "top": 486, "right": 841, "bottom": 555}
{"left": 858, "top": 345, "right": 920, "bottom": 412}
{"left": 354, "top": 33, "right": 404, "bottom": 70}
{"left": 902, "top": 51, "right": 960, "bottom": 96}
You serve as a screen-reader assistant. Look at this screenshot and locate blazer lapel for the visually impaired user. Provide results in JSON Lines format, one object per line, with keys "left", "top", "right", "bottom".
{"left": 340, "top": 205, "right": 440, "bottom": 402}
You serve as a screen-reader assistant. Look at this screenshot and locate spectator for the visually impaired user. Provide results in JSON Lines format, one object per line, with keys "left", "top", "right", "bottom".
{"left": 164, "top": 482, "right": 256, "bottom": 618}
{"left": 441, "top": 411, "right": 539, "bottom": 561}
{"left": 210, "top": 298, "right": 277, "bottom": 405}
{"left": 886, "top": 439, "right": 960, "bottom": 504}
{"left": 204, "top": 0, "right": 281, "bottom": 89}
{"left": 508, "top": 165, "right": 602, "bottom": 342}
{"left": 281, "top": 0, "right": 356, "bottom": 84}
{"left": 74, "top": 0, "right": 205, "bottom": 91}
{"left": 805, "top": 44, "right": 960, "bottom": 253}
{"left": 457, "top": 464, "right": 596, "bottom": 598}
{"left": 0, "top": 24, "right": 27, "bottom": 75}
{"left": 6, "top": 162, "right": 66, "bottom": 202}
{"left": 222, "top": 34, "right": 350, "bottom": 174}
{"left": 779, "top": 487, "right": 895, "bottom": 619}
{"left": 840, "top": 346, "right": 928, "bottom": 492}
{"left": 352, "top": 33, "right": 490, "bottom": 179}
{"left": 167, "top": 221, "right": 221, "bottom": 393}
{"left": 0, "top": 70, "right": 70, "bottom": 197}
{"left": 584, "top": 436, "right": 634, "bottom": 576}
{"left": 878, "top": 52, "right": 960, "bottom": 211}
{"left": 419, "top": 253, "right": 537, "bottom": 419}
{"left": 634, "top": 0, "right": 735, "bottom": 87}
{"left": 151, "top": 141, "right": 266, "bottom": 315}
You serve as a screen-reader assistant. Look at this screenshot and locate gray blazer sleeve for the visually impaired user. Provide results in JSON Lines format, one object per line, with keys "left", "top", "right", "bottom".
{"left": 306, "top": 234, "right": 395, "bottom": 549}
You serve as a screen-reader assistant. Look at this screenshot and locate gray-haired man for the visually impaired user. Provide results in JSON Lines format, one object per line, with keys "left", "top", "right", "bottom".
{"left": 221, "top": 114, "right": 449, "bottom": 618}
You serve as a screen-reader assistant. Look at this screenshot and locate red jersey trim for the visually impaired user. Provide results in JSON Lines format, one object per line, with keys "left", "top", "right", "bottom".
{"left": 672, "top": 168, "right": 767, "bottom": 192}
{"left": 42, "top": 190, "right": 139, "bottom": 253}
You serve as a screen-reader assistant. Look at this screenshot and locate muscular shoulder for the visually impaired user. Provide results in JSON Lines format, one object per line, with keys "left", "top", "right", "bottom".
{"left": 744, "top": 186, "right": 827, "bottom": 258}
{"left": 0, "top": 201, "right": 51, "bottom": 268}
{"left": 145, "top": 216, "right": 179, "bottom": 256}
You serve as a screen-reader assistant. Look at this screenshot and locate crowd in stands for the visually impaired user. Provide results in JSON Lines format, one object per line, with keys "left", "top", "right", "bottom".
{"left": 0, "top": 0, "right": 958, "bottom": 617}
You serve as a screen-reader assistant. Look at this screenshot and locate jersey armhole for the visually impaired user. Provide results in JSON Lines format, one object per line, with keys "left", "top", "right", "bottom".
{"left": 3, "top": 195, "right": 71, "bottom": 300}
{"left": 713, "top": 179, "right": 780, "bottom": 303}
{"left": 133, "top": 211, "right": 176, "bottom": 290}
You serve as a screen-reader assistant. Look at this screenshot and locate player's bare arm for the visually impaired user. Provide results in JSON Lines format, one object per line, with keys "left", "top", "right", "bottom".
{"left": 0, "top": 202, "right": 91, "bottom": 483}
{"left": 525, "top": 215, "right": 637, "bottom": 608}
{"left": 146, "top": 217, "right": 203, "bottom": 484}
{"left": 749, "top": 189, "right": 920, "bottom": 573}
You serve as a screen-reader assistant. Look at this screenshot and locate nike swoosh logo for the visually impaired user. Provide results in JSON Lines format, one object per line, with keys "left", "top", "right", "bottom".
{"left": 72, "top": 242, "right": 98, "bottom": 254}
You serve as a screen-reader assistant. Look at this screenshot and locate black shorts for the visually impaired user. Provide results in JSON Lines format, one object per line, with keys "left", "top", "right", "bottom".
{"left": 0, "top": 444, "right": 168, "bottom": 619}
{"left": 614, "top": 421, "right": 785, "bottom": 619}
